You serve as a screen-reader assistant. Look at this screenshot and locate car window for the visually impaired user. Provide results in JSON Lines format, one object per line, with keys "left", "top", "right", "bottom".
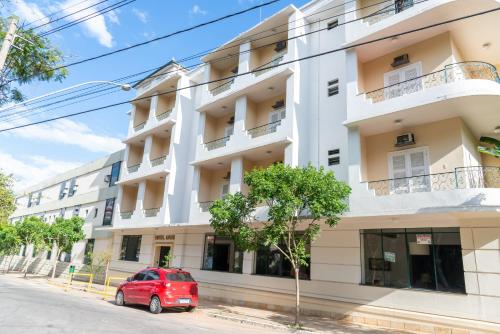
{"left": 144, "top": 270, "right": 160, "bottom": 281}
{"left": 133, "top": 271, "right": 146, "bottom": 281}
{"left": 166, "top": 272, "right": 194, "bottom": 282}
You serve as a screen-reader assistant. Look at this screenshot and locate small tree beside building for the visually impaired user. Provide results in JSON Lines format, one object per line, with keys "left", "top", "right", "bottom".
{"left": 48, "top": 217, "right": 85, "bottom": 279}
{"left": 209, "top": 163, "right": 351, "bottom": 326}
{"left": 16, "top": 216, "right": 49, "bottom": 277}
{"left": 0, "top": 223, "right": 20, "bottom": 273}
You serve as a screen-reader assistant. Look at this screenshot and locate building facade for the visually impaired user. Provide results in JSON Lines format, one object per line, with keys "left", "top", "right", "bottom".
{"left": 8, "top": 150, "right": 124, "bottom": 270}
{"left": 10, "top": 0, "right": 500, "bottom": 331}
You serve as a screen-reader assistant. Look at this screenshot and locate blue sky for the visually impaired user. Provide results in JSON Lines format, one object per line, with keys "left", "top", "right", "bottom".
{"left": 0, "top": 0, "right": 309, "bottom": 190}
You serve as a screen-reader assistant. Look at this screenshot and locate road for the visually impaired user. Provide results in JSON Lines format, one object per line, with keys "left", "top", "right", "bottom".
{"left": 0, "top": 274, "right": 276, "bottom": 334}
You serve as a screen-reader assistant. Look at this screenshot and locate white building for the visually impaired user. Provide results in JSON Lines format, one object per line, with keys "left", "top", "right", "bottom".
{"left": 9, "top": 150, "right": 123, "bottom": 270}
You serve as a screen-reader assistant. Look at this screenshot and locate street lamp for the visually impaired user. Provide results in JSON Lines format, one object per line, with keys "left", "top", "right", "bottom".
{"left": 0, "top": 80, "right": 131, "bottom": 113}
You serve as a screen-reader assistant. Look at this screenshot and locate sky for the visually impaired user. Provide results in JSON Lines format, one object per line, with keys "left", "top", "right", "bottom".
{"left": 0, "top": 0, "right": 309, "bottom": 191}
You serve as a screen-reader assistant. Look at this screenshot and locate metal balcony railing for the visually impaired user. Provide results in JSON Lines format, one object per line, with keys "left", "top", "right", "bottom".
{"left": 127, "top": 164, "right": 141, "bottom": 173}
{"left": 144, "top": 208, "right": 161, "bottom": 217}
{"left": 367, "top": 166, "right": 499, "bottom": 196}
{"left": 199, "top": 201, "right": 214, "bottom": 212}
{"left": 365, "top": 62, "right": 500, "bottom": 103}
{"left": 210, "top": 78, "right": 235, "bottom": 96}
{"left": 253, "top": 50, "right": 287, "bottom": 76}
{"left": 204, "top": 136, "right": 230, "bottom": 151}
{"left": 156, "top": 109, "right": 172, "bottom": 121}
{"left": 150, "top": 155, "right": 167, "bottom": 167}
{"left": 247, "top": 120, "right": 282, "bottom": 138}
{"left": 120, "top": 211, "right": 133, "bottom": 219}
{"left": 133, "top": 121, "right": 146, "bottom": 132}
{"left": 363, "top": 0, "right": 415, "bottom": 25}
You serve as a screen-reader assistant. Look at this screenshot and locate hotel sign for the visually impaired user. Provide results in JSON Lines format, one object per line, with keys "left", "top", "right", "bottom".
{"left": 155, "top": 235, "right": 175, "bottom": 241}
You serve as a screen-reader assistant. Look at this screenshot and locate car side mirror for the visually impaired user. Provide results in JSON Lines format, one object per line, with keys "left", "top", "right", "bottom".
{"left": 126, "top": 277, "right": 133, "bottom": 282}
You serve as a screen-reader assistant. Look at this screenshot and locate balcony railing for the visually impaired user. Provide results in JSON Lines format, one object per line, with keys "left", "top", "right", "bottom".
{"left": 363, "top": 0, "right": 415, "bottom": 25}
{"left": 204, "top": 136, "right": 230, "bottom": 151}
{"left": 247, "top": 120, "right": 282, "bottom": 138}
{"left": 367, "top": 166, "right": 499, "bottom": 196}
{"left": 150, "top": 155, "right": 167, "bottom": 167}
{"left": 253, "top": 50, "right": 287, "bottom": 76}
{"left": 156, "top": 109, "right": 172, "bottom": 121}
{"left": 144, "top": 208, "right": 161, "bottom": 217}
{"left": 199, "top": 201, "right": 214, "bottom": 212}
{"left": 127, "top": 164, "right": 141, "bottom": 173}
{"left": 120, "top": 211, "right": 133, "bottom": 219}
{"left": 133, "top": 121, "right": 146, "bottom": 132}
{"left": 210, "top": 78, "right": 235, "bottom": 96}
{"left": 365, "top": 62, "right": 500, "bottom": 103}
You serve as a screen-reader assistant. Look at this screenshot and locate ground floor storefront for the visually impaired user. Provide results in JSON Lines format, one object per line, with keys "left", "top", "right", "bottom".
{"left": 104, "top": 213, "right": 500, "bottom": 332}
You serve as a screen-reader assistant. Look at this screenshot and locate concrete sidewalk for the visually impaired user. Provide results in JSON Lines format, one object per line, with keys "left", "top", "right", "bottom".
{"left": 1, "top": 272, "right": 401, "bottom": 333}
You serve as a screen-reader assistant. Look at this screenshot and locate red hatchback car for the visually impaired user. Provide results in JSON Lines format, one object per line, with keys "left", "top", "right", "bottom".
{"left": 116, "top": 268, "right": 198, "bottom": 314}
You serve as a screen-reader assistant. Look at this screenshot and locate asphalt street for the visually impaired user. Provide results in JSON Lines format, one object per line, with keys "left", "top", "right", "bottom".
{"left": 0, "top": 274, "right": 276, "bottom": 334}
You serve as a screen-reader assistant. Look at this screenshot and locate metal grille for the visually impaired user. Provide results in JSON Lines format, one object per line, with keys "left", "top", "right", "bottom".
{"left": 205, "top": 136, "right": 230, "bottom": 151}
{"left": 150, "top": 155, "right": 167, "bottom": 167}
{"left": 127, "top": 164, "right": 141, "bottom": 173}
{"left": 253, "top": 50, "right": 287, "bottom": 76}
{"left": 199, "top": 201, "right": 214, "bottom": 212}
{"left": 144, "top": 208, "right": 161, "bottom": 217}
{"left": 120, "top": 211, "right": 133, "bottom": 219}
{"left": 210, "top": 78, "right": 234, "bottom": 96}
{"left": 156, "top": 109, "right": 172, "bottom": 121}
{"left": 133, "top": 121, "right": 146, "bottom": 132}
{"left": 247, "top": 120, "right": 282, "bottom": 138}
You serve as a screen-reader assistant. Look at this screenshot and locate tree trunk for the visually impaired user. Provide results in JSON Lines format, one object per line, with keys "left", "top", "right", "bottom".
{"left": 51, "top": 249, "right": 60, "bottom": 279}
{"left": 104, "top": 260, "right": 110, "bottom": 284}
{"left": 6, "top": 254, "right": 14, "bottom": 274}
{"left": 294, "top": 267, "right": 300, "bottom": 327}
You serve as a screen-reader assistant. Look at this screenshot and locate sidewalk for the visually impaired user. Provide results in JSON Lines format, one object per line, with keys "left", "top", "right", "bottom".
{"left": 1, "top": 272, "right": 402, "bottom": 333}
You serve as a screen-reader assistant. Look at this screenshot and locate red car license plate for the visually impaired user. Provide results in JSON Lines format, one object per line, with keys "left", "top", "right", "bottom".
{"left": 178, "top": 298, "right": 191, "bottom": 304}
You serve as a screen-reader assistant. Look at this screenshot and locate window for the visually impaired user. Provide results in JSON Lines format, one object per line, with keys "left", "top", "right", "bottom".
{"left": 84, "top": 239, "right": 95, "bottom": 265}
{"left": 21, "top": 245, "right": 27, "bottom": 257}
{"left": 109, "top": 161, "right": 122, "bottom": 187}
{"left": 59, "top": 207, "right": 66, "bottom": 218}
{"left": 35, "top": 192, "right": 42, "bottom": 205}
{"left": 59, "top": 181, "right": 67, "bottom": 200}
{"left": 167, "top": 272, "right": 194, "bottom": 282}
{"left": 133, "top": 271, "right": 147, "bottom": 281}
{"left": 327, "top": 79, "right": 339, "bottom": 96}
{"left": 120, "top": 235, "right": 142, "bottom": 262}
{"left": 64, "top": 253, "right": 71, "bottom": 263}
{"left": 395, "top": 0, "right": 414, "bottom": 13}
{"left": 46, "top": 250, "right": 52, "bottom": 260}
{"left": 144, "top": 270, "right": 160, "bottom": 281}
{"left": 73, "top": 205, "right": 81, "bottom": 217}
{"left": 388, "top": 147, "right": 429, "bottom": 194}
{"left": 328, "top": 148, "right": 340, "bottom": 166}
{"left": 94, "top": 208, "right": 98, "bottom": 218}
{"left": 361, "top": 228, "right": 465, "bottom": 293}
{"left": 103, "top": 198, "right": 115, "bottom": 226}
{"left": 202, "top": 235, "right": 243, "bottom": 273}
{"left": 256, "top": 242, "right": 310, "bottom": 280}
{"left": 27, "top": 193, "right": 33, "bottom": 208}
{"left": 327, "top": 19, "right": 338, "bottom": 30}
{"left": 383, "top": 62, "right": 422, "bottom": 99}
{"left": 68, "top": 178, "right": 77, "bottom": 197}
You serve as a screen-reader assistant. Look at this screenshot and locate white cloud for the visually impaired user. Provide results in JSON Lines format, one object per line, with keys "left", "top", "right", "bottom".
{"left": 6, "top": 118, "right": 124, "bottom": 153}
{"left": 132, "top": 8, "right": 148, "bottom": 23}
{"left": 189, "top": 5, "right": 207, "bottom": 16}
{"left": 107, "top": 10, "right": 120, "bottom": 25}
{"left": 0, "top": 151, "right": 82, "bottom": 192}
{"left": 12, "top": 0, "right": 50, "bottom": 26}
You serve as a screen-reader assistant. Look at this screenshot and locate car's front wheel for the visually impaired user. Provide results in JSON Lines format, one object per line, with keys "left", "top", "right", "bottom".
{"left": 116, "top": 291, "right": 125, "bottom": 306}
{"left": 149, "top": 296, "right": 163, "bottom": 314}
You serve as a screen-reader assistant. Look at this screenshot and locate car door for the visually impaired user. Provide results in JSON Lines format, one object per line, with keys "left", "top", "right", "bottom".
{"left": 126, "top": 271, "right": 146, "bottom": 304}
{"left": 136, "top": 270, "right": 161, "bottom": 305}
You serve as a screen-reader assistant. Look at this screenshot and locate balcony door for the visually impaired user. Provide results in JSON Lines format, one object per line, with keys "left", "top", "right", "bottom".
{"left": 384, "top": 62, "right": 422, "bottom": 99}
{"left": 388, "top": 147, "right": 430, "bottom": 194}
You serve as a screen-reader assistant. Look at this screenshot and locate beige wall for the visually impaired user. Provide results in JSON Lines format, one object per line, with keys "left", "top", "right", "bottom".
{"left": 156, "top": 93, "right": 176, "bottom": 115}
{"left": 199, "top": 167, "right": 231, "bottom": 202}
{"left": 251, "top": 44, "right": 283, "bottom": 69}
{"left": 143, "top": 180, "right": 165, "bottom": 209}
{"left": 128, "top": 144, "right": 144, "bottom": 166}
{"left": 482, "top": 152, "right": 500, "bottom": 167}
{"left": 204, "top": 113, "right": 234, "bottom": 142}
{"left": 134, "top": 104, "right": 149, "bottom": 126}
{"left": 247, "top": 94, "right": 286, "bottom": 129}
{"left": 360, "top": 33, "right": 460, "bottom": 92}
{"left": 363, "top": 118, "right": 468, "bottom": 181}
{"left": 208, "top": 59, "right": 238, "bottom": 91}
{"left": 150, "top": 135, "right": 170, "bottom": 159}
{"left": 121, "top": 185, "right": 138, "bottom": 212}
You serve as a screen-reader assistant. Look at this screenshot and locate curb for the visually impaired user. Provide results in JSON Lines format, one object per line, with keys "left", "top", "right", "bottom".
{"left": 207, "top": 312, "right": 315, "bottom": 333}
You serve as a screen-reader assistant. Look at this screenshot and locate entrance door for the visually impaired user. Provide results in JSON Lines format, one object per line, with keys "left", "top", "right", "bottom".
{"left": 384, "top": 62, "right": 422, "bottom": 99}
{"left": 213, "top": 244, "right": 230, "bottom": 271}
{"left": 157, "top": 246, "right": 171, "bottom": 268}
{"left": 388, "top": 147, "right": 430, "bottom": 194}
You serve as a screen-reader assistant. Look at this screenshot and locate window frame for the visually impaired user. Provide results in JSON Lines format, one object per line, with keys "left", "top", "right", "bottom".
{"left": 102, "top": 198, "right": 115, "bottom": 226}
{"left": 201, "top": 234, "right": 243, "bottom": 274}
{"left": 109, "top": 161, "right": 122, "bottom": 187}
{"left": 120, "top": 235, "right": 142, "bottom": 262}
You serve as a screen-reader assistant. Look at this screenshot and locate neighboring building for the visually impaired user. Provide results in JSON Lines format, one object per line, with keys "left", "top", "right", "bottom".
{"left": 10, "top": 150, "right": 124, "bottom": 265}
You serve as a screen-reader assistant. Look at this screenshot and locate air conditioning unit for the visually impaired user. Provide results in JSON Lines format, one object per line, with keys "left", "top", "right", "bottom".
{"left": 227, "top": 116, "right": 235, "bottom": 125}
{"left": 223, "top": 172, "right": 231, "bottom": 180}
{"left": 272, "top": 100, "right": 285, "bottom": 109}
{"left": 231, "top": 66, "right": 238, "bottom": 74}
{"left": 104, "top": 175, "right": 111, "bottom": 183}
{"left": 395, "top": 133, "right": 415, "bottom": 147}
{"left": 391, "top": 54, "right": 409, "bottom": 68}
{"left": 274, "top": 41, "right": 287, "bottom": 52}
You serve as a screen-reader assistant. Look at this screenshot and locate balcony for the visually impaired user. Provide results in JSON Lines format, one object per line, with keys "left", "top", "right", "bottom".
{"left": 253, "top": 49, "right": 287, "bottom": 77}
{"left": 210, "top": 78, "right": 235, "bottom": 96}
{"left": 199, "top": 201, "right": 214, "bottom": 212}
{"left": 120, "top": 211, "right": 133, "bottom": 219}
{"left": 205, "top": 136, "right": 230, "bottom": 151}
{"left": 131, "top": 99, "right": 150, "bottom": 133}
{"left": 156, "top": 109, "right": 172, "bottom": 121}
{"left": 361, "top": 0, "right": 414, "bottom": 26}
{"left": 127, "top": 164, "right": 141, "bottom": 173}
{"left": 151, "top": 155, "right": 167, "bottom": 167}
{"left": 134, "top": 121, "right": 146, "bottom": 132}
{"left": 144, "top": 207, "right": 161, "bottom": 217}
{"left": 247, "top": 120, "right": 282, "bottom": 138}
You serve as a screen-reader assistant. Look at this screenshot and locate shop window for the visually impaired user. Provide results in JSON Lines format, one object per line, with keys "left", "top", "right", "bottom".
{"left": 202, "top": 235, "right": 243, "bottom": 273}
{"left": 120, "top": 235, "right": 142, "bottom": 262}
{"left": 361, "top": 228, "right": 465, "bottom": 293}
{"left": 255, "top": 241, "right": 310, "bottom": 280}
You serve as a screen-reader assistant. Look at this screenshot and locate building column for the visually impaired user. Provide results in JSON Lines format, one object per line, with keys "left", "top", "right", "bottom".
{"left": 149, "top": 93, "right": 158, "bottom": 120}
{"left": 348, "top": 127, "right": 367, "bottom": 194}
{"left": 229, "top": 157, "right": 244, "bottom": 193}
{"left": 143, "top": 135, "right": 153, "bottom": 164}
{"left": 234, "top": 95, "right": 247, "bottom": 138}
{"left": 196, "top": 111, "right": 206, "bottom": 152}
{"left": 138, "top": 234, "right": 154, "bottom": 265}
{"left": 136, "top": 180, "right": 146, "bottom": 212}
{"left": 242, "top": 251, "right": 255, "bottom": 274}
{"left": 238, "top": 41, "right": 251, "bottom": 74}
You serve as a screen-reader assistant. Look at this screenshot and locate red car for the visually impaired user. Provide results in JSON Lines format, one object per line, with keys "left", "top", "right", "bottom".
{"left": 115, "top": 268, "right": 198, "bottom": 314}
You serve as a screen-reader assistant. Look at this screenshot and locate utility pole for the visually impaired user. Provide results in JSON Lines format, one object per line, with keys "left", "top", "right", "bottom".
{"left": 0, "top": 16, "right": 18, "bottom": 72}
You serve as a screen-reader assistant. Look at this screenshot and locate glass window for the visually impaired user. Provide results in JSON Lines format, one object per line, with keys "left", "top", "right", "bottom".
{"left": 68, "top": 178, "right": 77, "bottom": 197}
{"left": 166, "top": 273, "right": 195, "bottom": 282}
{"left": 133, "top": 271, "right": 147, "bottom": 281}
{"left": 120, "top": 235, "right": 141, "bottom": 262}
{"left": 256, "top": 241, "right": 310, "bottom": 280}
{"left": 361, "top": 228, "right": 465, "bottom": 293}
{"left": 109, "top": 161, "right": 122, "bottom": 187}
{"left": 59, "top": 181, "right": 67, "bottom": 200}
{"left": 46, "top": 250, "right": 52, "bottom": 260}
{"left": 144, "top": 270, "right": 160, "bottom": 281}
{"left": 102, "top": 198, "right": 115, "bottom": 226}
{"left": 84, "top": 239, "right": 95, "bottom": 265}
{"left": 202, "top": 235, "right": 243, "bottom": 273}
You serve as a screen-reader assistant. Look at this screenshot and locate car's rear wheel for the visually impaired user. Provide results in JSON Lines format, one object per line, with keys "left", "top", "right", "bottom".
{"left": 185, "top": 306, "right": 196, "bottom": 312}
{"left": 116, "top": 291, "right": 125, "bottom": 306}
{"left": 149, "top": 296, "right": 162, "bottom": 314}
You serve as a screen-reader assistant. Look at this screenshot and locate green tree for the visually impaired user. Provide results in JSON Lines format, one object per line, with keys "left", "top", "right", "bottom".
{"left": 0, "top": 223, "right": 20, "bottom": 273}
{"left": 48, "top": 217, "right": 85, "bottom": 279}
{"left": 84, "top": 250, "right": 112, "bottom": 283}
{"left": 0, "top": 17, "right": 68, "bottom": 105}
{"left": 16, "top": 216, "right": 49, "bottom": 277}
{"left": 0, "top": 171, "right": 15, "bottom": 224}
{"left": 209, "top": 163, "right": 351, "bottom": 326}
{"left": 478, "top": 136, "right": 500, "bottom": 158}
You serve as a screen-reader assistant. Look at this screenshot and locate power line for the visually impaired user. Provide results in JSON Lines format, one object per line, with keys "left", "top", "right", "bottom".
{"left": 22, "top": 0, "right": 95, "bottom": 28}
{"left": 1, "top": 7, "right": 497, "bottom": 132}
{"left": 0, "top": 0, "right": 401, "bottom": 117}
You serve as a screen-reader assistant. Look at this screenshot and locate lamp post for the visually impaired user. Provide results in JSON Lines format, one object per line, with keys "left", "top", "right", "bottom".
{"left": 0, "top": 80, "right": 131, "bottom": 113}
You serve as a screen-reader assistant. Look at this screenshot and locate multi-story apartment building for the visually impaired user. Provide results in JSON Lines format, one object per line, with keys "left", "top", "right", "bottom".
{"left": 8, "top": 150, "right": 124, "bottom": 273}
{"left": 9, "top": 0, "right": 499, "bottom": 331}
